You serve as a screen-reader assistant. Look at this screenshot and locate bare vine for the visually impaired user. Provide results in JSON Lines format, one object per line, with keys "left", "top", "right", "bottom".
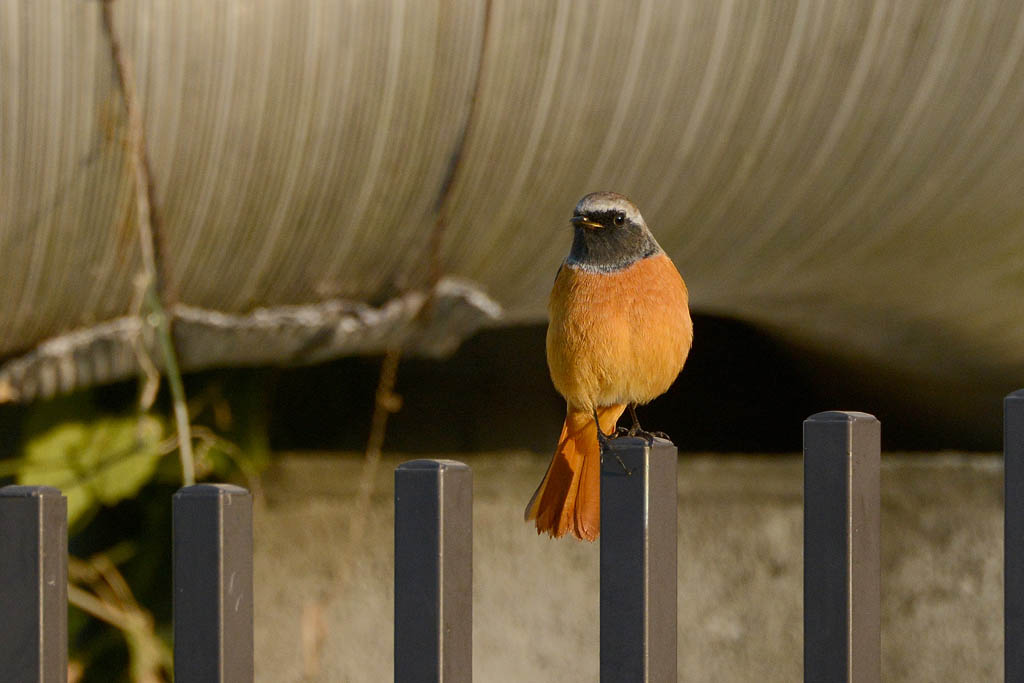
{"left": 99, "top": 0, "right": 194, "bottom": 485}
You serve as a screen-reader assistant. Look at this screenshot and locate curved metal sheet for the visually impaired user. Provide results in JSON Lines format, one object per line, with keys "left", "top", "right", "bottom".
{"left": 2, "top": 0, "right": 1024, "bottom": 400}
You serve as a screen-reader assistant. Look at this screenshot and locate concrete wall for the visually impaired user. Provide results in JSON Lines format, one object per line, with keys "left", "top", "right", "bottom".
{"left": 252, "top": 451, "right": 1001, "bottom": 681}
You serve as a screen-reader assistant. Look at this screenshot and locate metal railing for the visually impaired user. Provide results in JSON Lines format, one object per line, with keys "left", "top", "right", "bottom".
{"left": 1, "top": 390, "right": 1022, "bottom": 682}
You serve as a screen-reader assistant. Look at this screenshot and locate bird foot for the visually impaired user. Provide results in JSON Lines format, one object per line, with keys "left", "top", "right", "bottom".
{"left": 624, "top": 405, "right": 670, "bottom": 444}
{"left": 630, "top": 429, "right": 670, "bottom": 445}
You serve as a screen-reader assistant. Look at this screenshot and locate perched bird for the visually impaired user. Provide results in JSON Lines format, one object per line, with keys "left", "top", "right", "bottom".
{"left": 525, "top": 192, "right": 693, "bottom": 541}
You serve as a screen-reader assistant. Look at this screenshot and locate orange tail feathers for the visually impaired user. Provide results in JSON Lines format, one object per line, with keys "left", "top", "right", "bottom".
{"left": 525, "top": 404, "right": 626, "bottom": 541}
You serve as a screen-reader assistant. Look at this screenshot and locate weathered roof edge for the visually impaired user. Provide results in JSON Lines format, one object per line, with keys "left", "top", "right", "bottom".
{"left": 0, "top": 277, "right": 502, "bottom": 404}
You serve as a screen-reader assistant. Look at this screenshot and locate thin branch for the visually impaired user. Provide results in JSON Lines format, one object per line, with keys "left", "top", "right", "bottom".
{"left": 100, "top": 0, "right": 194, "bottom": 485}
{"left": 130, "top": 274, "right": 161, "bottom": 412}
{"left": 344, "top": 0, "right": 494, "bottom": 571}
{"left": 68, "top": 554, "right": 173, "bottom": 683}
{"left": 309, "top": 348, "right": 402, "bottom": 676}
{"left": 350, "top": 348, "right": 402, "bottom": 549}
{"left": 418, "top": 0, "right": 493, "bottom": 307}
{"left": 68, "top": 583, "right": 132, "bottom": 630}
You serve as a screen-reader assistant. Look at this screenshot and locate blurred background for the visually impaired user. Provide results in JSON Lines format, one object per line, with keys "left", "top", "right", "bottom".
{"left": 1, "top": 0, "right": 1022, "bottom": 680}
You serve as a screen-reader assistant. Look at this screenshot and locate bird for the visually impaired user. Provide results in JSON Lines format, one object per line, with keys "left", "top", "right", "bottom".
{"left": 524, "top": 191, "right": 693, "bottom": 541}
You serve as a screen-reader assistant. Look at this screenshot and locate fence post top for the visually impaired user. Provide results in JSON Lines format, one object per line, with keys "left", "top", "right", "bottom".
{"left": 396, "top": 459, "right": 470, "bottom": 473}
{"left": 602, "top": 435, "right": 676, "bottom": 449}
{"left": 173, "top": 483, "right": 250, "bottom": 500}
{"left": 0, "top": 485, "right": 64, "bottom": 498}
{"left": 806, "top": 410, "right": 878, "bottom": 424}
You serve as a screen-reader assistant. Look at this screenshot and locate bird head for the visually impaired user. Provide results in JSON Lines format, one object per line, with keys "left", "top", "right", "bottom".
{"left": 566, "top": 192, "right": 661, "bottom": 272}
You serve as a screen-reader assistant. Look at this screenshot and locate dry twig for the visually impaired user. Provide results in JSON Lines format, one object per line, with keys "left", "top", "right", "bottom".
{"left": 100, "top": 0, "right": 195, "bottom": 485}
{"left": 68, "top": 554, "right": 173, "bottom": 683}
{"left": 350, "top": 347, "right": 402, "bottom": 550}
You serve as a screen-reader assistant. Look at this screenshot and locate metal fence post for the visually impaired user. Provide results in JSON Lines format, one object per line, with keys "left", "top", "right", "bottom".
{"left": 0, "top": 486, "right": 68, "bottom": 683}
{"left": 173, "top": 484, "right": 254, "bottom": 683}
{"left": 803, "top": 411, "right": 880, "bottom": 683}
{"left": 394, "top": 459, "right": 472, "bottom": 683}
{"left": 1005, "top": 389, "right": 1024, "bottom": 682}
{"left": 600, "top": 437, "right": 678, "bottom": 683}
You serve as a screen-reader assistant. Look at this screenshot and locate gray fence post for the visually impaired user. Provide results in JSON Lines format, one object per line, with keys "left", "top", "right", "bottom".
{"left": 600, "top": 437, "right": 678, "bottom": 683}
{"left": 0, "top": 486, "right": 68, "bottom": 683}
{"left": 173, "top": 484, "right": 254, "bottom": 683}
{"left": 394, "top": 459, "right": 472, "bottom": 683}
{"left": 803, "top": 411, "right": 880, "bottom": 683}
{"left": 1006, "top": 390, "right": 1024, "bottom": 682}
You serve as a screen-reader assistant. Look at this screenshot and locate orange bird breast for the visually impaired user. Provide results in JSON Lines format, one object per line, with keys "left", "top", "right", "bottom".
{"left": 546, "top": 251, "right": 693, "bottom": 412}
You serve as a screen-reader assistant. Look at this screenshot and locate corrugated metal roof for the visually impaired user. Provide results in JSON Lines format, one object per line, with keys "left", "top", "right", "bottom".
{"left": 3, "top": 1, "right": 1024, "bottom": 401}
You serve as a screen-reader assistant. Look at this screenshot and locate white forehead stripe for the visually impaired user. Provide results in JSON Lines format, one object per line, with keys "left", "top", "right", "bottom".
{"left": 575, "top": 193, "right": 644, "bottom": 225}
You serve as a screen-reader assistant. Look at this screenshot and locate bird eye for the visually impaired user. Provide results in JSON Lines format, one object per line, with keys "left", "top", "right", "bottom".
{"left": 613, "top": 212, "right": 626, "bottom": 226}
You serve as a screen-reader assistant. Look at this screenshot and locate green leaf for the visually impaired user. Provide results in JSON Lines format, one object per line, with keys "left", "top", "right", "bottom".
{"left": 19, "top": 413, "right": 166, "bottom": 527}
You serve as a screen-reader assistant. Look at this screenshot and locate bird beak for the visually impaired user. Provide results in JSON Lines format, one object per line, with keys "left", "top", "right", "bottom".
{"left": 570, "top": 215, "right": 603, "bottom": 230}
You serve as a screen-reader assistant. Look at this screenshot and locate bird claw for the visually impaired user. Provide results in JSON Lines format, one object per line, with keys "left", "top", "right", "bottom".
{"left": 632, "top": 429, "right": 670, "bottom": 445}
{"left": 623, "top": 405, "right": 670, "bottom": 444}
{"left": 596, "top": 409, "right": 670, "bottom": 448}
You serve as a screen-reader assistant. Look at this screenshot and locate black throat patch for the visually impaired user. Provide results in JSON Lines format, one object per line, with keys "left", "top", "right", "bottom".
{"left": 566, "top": 220, "right": 660, "bottom": 273}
